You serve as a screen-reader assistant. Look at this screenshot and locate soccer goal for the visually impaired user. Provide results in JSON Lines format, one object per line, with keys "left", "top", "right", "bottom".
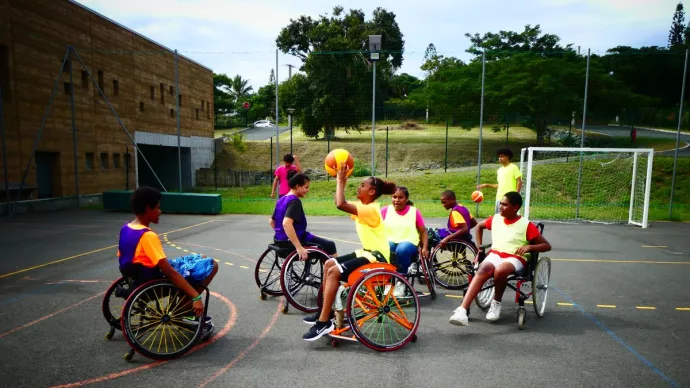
{"left": 519, "top": 147, "right": 654, "bottom": 228}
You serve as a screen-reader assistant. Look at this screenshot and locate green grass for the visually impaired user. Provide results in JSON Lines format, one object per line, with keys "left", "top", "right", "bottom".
{"left": 197, "top": 156, "right": 690, "bottom": 222}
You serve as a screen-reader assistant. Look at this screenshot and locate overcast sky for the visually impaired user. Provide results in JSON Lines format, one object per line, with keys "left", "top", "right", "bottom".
{"left": 74, "top": 0, "right": 679, "bottom": 90}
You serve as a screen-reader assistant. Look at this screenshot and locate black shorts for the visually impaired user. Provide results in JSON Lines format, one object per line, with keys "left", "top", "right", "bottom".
{"left": 333, "top": 252, "right": 372, "bottom": 282}
{"left": 303, "top": 234, "right": 338, "bottom": 256}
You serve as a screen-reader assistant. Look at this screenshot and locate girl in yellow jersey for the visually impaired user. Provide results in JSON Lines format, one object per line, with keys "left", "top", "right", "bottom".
{"left": 302, "top": 164, "right": 397, "bottom": 341}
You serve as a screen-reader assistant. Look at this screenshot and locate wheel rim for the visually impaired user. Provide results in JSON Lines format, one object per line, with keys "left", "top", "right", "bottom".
{"left": 255, "top": 249, "right": 284, "bottom": 296}
{"left": 431, "top": 242, "right": 476, "bottom": 289}
{"left": 347, "top": 271, "right": 420, "bottom": 351}
{"left": 103, "top": 277, "right": 131, "bottom": 328}
{"left": 532, "top": 258, "right": 551, "bottom": 317}
{"left": 281, "top": 250, "right": 325, "bottom": 312}
{"left": 123, "top": 282, "right": 202, "bottom": 358}
{"left": 475, "top": 278, "right": 495, "bottom": 309}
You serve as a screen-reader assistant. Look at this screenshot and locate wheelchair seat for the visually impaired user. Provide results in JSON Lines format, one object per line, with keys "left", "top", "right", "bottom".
{"left": 268, "top": 240, "right": 325, "bottom": 258}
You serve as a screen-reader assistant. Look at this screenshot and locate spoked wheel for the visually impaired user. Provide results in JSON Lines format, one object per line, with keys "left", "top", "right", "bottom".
{"left": 280, "top": 248, "right": 329, "bottom": 312}
{"left": 419, "top": 257, "right": 437, "bottom": 300}
{"left": 255, "top": 248, "right": 285, "bottom": 297}
{"left": 431, "top": 241, "right": 476, "bottom": 289}
{"left": 532, "top": 257, "right": 551, "bottom": 318}
{"left": 346, "top": 270, "right": 420, "bottom": 352}
{"left": 121, "top": 279, "right": 206, "bottom": 360}
{"left": 475, "top": 277, "right": 495, "bottom": 310}
{"left": 102, "top": 277, "right": 135, "bottom": 335}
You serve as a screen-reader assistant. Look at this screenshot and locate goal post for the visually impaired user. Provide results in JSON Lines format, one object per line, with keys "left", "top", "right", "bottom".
{"left": 521, "top": 147, "right": 654, "bottom": 228}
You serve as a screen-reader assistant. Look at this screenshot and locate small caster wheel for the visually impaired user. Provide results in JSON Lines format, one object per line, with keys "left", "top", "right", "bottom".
{"left": 105, "top": 328, "right": 115, "bottom": 340}
{"left": 331, "top": 339, "right": 338, "bottom": 348}
{"left": 260, "top": 292, "right": 267, "bottom": 300}
{"left": 411, "top": 334, "right": 418, "bottom": 343}
{"left": 281, "top": 304, "right": 289, "bottom": 314}
{"left": 517, "top": 308, "right": 526, "bottom": 330}
{"left": 123, "top": 349, "right": 134, "bottom": 361}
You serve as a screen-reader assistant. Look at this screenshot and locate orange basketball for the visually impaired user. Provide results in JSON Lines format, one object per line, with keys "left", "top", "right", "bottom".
{"left": 471, "top": 190, "right": 484, "bottom": 203}
{"left": 324, "top": 149, "right": 354, "bottom": 177}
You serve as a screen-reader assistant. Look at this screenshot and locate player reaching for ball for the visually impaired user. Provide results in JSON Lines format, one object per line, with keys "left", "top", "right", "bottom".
{"left": 477, "top": 147, "right": 522, "bottom": 214}
{"left": 302, "top": 160, "right": 397, "bottom": 342}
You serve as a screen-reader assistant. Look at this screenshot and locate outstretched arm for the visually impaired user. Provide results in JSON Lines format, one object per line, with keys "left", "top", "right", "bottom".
{"left": 335, "top": 164, "right": 358, "bottom": 216}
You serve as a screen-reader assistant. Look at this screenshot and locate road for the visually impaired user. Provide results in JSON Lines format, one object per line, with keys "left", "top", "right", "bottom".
{"left": 239, "top": 125, "right": 291, "bottom": 141}
{"left": 0, "top": 210, "right": 688, "bottom": 388}
{"left": 586, "top": 125, "right": 690, "bottom": 156}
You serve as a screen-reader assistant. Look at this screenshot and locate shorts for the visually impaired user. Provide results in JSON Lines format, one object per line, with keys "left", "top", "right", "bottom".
{"left": 273, "top": 234, "right": 338, "bottom": 256}
{"left": 479, "top": 252, "right": 524, "bottom": 273}
{"left": 331, "top": 252, "right": 374, "bottom": 282}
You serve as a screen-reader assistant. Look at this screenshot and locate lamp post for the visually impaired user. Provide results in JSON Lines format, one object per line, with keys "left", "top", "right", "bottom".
{"left": 369, "top": 35, "right": 382, "bottom": 175}
{"left": 287, "top": 107, "right": 295, "bottom": 154}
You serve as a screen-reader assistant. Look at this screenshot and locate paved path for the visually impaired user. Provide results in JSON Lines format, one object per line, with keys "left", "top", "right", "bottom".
{"left": 238, "top": 125, "right": 291, "bottom": 141}
{"left": 587, "top": 125, "right": 690, "bottom": 156}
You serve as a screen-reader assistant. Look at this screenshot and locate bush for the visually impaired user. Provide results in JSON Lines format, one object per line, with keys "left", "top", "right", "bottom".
{"left": 352, "top": 158, "right": 371, "bottom": 177}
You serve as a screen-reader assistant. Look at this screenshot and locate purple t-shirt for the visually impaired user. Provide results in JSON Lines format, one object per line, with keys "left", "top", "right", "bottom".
{"left": 275, "top": 165, "right": 298, "bottom": 195}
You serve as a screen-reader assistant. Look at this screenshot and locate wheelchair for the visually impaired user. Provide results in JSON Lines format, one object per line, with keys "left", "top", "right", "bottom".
{"left": 102, "top": 274, "right": 212, "bottom": 361}
{"left": 255, "top": 240, "right": 331, "bottom": 314}
{"left": 467, "top": 223, "right": 552, "bottom": 329}
{"left": 428, "top": 236, "right": 479, "bottom": 291}
{"left": 317, "top": 261, "right": 420, "bottom": 352}
{"left": 392, "top": 251, "right": 436, "bottom": 300}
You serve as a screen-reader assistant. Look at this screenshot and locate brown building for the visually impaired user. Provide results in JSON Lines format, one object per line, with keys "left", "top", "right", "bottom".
{"left": 0, "top": 0, "right": 214, "bottom": 201}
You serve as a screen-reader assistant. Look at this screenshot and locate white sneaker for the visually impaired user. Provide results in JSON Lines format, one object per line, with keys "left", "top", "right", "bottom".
{"left": 486, "top": 300, "right": 502, "bottom": 321}
{"left": 393, "top": 281, "right": 407, "bottom": 298}
{"left": 449, "top": 306, "right": 469, "bottom": 326}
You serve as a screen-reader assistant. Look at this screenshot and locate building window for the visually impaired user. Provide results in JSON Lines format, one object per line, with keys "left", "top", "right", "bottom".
{"left": 140, "top": 102, "right": 145, "bottom": 112}
{"left": 170, "top": 109, "right": 174, "bottom": 118}
{"left": 169, "top": 86, "right": 174, "bottom": 95}
{"left": 100, "top": 153, "right": 109, "bottom": 169}
{"left": 196, "top": 108, "right": 199, "bottom": 120}
{"left": 98, "top": 71, "right": 104, "bottom": 90}
{"left": 178, "top": 94, "right": 183, "bottom": 106}
{"left": 201, "top": 100, "right": 204, "bottom": 112}
{"left": 207, "top": 102, "right": 210, "bottom": 119}
{"left": 113, "top": 153, "right": 121, "bottom": 169}
{"left": 150, "top": 86, "right": 155, "bottom": 100}
{"left": 63, "top": 59, "right": 71, "bottom": 74}
{"left": 81, "top": 71, "right": 89, "bottom": 89}
{"left": 113, "top": 80, "right": 119, "bottom": 96}
{"left": 160, "top": 83, "right": 165, "bottom": 104}
{"left": 64, "top": 82, "right": 72, "bottom": 95}
{"left": 85, "top": 153, "right": 95, "bottom": 170}
{"left": 0, "top": 45, "right": 10, "bottom": 101}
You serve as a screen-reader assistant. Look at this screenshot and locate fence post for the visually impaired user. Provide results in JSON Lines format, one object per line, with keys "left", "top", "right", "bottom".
{"left": 174, "top": 49, "right": 182, "bottom": 192}
{"left": 125, "top": 146, "right": 129, "bottom": 190}
{"left": 67, "top": 46, "right": 80, "bottom": 204}
{"left": 670, "top": 48, "right": 689, "bottom": 220}
{"left": 385, "top": 127, "right": 389, "bottom": 178}
{"left": 476, "top": 49, "right": 486, "bottom": 217}
{"left": 327, "top": 134, "right": 331, "bottom": 181}
{"left": 270, "top": 137, "right": 273, "bottom": 174}
{"left": 214, "top": 140, "right": 218, "bottom": 191}
{"left": 0, "top": 86, "right": 8, "bottom": 214}
{"left": 575, "top": 48, "right": 591, "bottom": 220}
{"left": 445, "top": 120, "right": 448, "bottom": 172}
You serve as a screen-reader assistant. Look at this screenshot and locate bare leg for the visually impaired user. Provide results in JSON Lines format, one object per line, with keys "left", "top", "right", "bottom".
{"left": 491, "top": 261, "right": 517, "bottom": 302}
{"left": 460, "top": 262, "right": 495, "bottom": 310}
{"left": 319, "top": 259, "right": 340, "bottom": 322}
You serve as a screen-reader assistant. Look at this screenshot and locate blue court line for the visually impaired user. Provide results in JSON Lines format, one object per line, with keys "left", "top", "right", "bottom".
{"left": 552, "top": 286, "right": 679, "bottom": 388}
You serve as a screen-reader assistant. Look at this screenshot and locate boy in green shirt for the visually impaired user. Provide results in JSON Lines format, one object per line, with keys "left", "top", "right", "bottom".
{"left": 477, "top": 147, "right": 522, "bottom": 214}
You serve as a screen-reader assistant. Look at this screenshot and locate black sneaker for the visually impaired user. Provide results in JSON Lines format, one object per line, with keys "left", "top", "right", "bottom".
{"left": 201, "top": 320, "right": 215, "bottom": 341}
{"left": 303, "top": 311, "right": 334, "bottom": 325}
{"left": 302, "top": 320, "right": 334, "bottom": 341}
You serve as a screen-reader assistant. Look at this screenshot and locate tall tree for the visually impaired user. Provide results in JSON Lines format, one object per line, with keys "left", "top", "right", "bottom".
{"left": 276, "top": 6, "right": 404, "bottom": 137}
{"left": 213, "top": 73, "right": 234, "bottom": 116}
{"left": 230, "top": 75, "right": 254, "bottom": 102}
{"left": 465, "top": 24, "right": 574, "bottom": 61}
{"left": 669, "top": 2, "right": 686, "bottom": 47}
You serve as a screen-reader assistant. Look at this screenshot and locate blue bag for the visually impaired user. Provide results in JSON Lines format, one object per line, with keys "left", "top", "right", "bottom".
{"left": 168, "top": 254, "right": 215, "bottom": 282}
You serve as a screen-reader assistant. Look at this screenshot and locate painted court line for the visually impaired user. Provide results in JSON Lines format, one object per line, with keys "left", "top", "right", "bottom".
{"left": 557, "top": 302, "right": 574, "bottom": 306}
{"left": 636, "top": 306, "right": 656, "bottom": 310}
{"left": 445, "top": 295, "right": 463, "bottom": 299}
{"left": 597, "top": 304, "right": 617, "bottom": 308}
{"left": 552, "top": 286, "right": 679, "bottom": 388}
{"left": 676, "top": 307, "right": 690, "bottom": 311}
{"left": 0, "top": 220, "right": 216, "bottom": 280}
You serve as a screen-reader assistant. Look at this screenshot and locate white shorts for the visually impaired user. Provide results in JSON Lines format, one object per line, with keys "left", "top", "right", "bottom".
{"left": 480, "top": 252, "right": 524, "bottom": 273}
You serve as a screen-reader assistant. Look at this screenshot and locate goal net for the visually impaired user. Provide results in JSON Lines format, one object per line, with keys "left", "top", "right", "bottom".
{"left": 519, "top": 147, "right": 653, "bottom": 228}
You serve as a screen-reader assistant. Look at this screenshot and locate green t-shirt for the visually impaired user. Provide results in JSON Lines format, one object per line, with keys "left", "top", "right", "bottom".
{"left": 496, "top": 163, "right": 522, "bottom": 201}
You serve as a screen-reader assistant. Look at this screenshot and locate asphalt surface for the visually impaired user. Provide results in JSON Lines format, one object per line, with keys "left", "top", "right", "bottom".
{"left": 239, "top": 126, "right": 291, "bottom": 141}
{"left": 585, "top": 125, "right": 690, "bottom": 157}
{"left": 0, "top": 210, "right": 688, "bottom": 388}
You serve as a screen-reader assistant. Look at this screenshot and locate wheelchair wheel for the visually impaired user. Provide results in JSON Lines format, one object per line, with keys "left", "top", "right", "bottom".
{"left": 255, "top": 248, "right": 285, "bottom": 297}
{"left": 419, "top": 257, "right": 437, "bottom": 300}
{"left": 532, "top": 257, "right": 551, "bottom": 318}
{"left": 431, "top": 241, "right": 476, "bottom": 290}
{"left": 346, "top": 270, "right": 420, "bottom": 352}
{"left": 475, "top": 277, "right": 495, "bottom": 310}
{"left": 121, "top": 279, "right": 206, "bottom": 360}
{"left": 102, "top": 277, "right": 134, "bottom": 333}
{"left": 280, "top": 248, "right": 329, "bottom": 313}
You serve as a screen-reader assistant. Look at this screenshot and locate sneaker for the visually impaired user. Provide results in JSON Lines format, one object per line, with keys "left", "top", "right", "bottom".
{"left": 182, "top": 315, "right": 212, "bottom": 325}
{"left": 201, "top": 320, "right": 215, "bottom": 340}
{"left": 449, "top": 306, "right": 469, "bottom": 326}
{"left": 486, "top": 300, "right": 502, "bottom": 321}
{"left": 303, "top": 311, "right": 334, "bottom": 325}
{"left": 393, "top": 281, "right": 407, "bottom": 299}
{"left": 302, "top": 320, "right": 334, "bottom": 341}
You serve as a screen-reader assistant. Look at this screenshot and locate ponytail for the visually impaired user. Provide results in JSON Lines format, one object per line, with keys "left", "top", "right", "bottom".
{"left": 369, "top": 176, "right": 397, "bottom": 199}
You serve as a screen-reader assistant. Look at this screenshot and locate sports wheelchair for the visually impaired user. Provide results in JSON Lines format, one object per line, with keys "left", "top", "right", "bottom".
{"left": 391, "top": 250, "right": 437, "bottom": 300}
{"left": 255, "top": 240, "right": 331, "bottom": 314}
{"left": 317, "top": 261, "right": 420, "bottom": 352}
{"left": 102, "top": 274, "right": 212, "bottom": 361}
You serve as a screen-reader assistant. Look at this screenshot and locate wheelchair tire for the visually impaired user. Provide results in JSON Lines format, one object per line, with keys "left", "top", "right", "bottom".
{"left": 532, "top": 256, "right": 551, "bottom": 318}
{"left": 121, "top": 279, "right": 207, "bottom": 360}
{"left": 280, "top": 248, "right": 329, "bottom": 313}
{"left": 431, "top": 241, "right": 477, "bottom": 290}
{"left": 102, "top": 276, "right": 133, "bottom": 331}
{"left": 475, "top": 277, "right": 495, "bottom": 310}
{"left": 346, "top": 270, "right": 420, "bottom": 352}
{"left": 419, "top": 257, "right": 437, "bottom": 300}
{"left": 255, "top": 248, "right": 284, "bottom": 297}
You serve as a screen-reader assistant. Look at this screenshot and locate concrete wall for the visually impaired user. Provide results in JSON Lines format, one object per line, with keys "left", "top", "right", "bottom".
{"left": 0, "top": 0, "right": 214, "bottom": 197}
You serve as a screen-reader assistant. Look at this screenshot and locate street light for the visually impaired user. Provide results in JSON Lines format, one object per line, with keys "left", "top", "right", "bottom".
{"left": 369, "top": 34, "right": 381, "bottom": 175}
{"left": 287, "top": 107, "right": 295, "bottom": 154}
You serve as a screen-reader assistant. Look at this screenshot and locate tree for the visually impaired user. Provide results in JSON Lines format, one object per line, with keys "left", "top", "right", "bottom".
{"left": 669, "top": 2, "right": 686, "bottom": 47}
{"left": 276, "top": 6, "right": 404, "bottom": 137}
{"left": 213, "top": 73, "right": 234, "bottom": 116}
{"left": 465, "top": 24, "right": 574, "bottom": 60}
{"left": 230, "top": 75, "right": 253, "bottom": 102}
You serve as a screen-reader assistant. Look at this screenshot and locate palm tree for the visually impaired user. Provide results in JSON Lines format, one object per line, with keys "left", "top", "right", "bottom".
{"left": 231, "top": 75, "right": 253, "bottom": 102}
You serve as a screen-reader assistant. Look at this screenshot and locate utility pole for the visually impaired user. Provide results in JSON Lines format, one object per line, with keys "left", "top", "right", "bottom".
{"left": 286, "top": 64, "right": 295, "bottom": 79}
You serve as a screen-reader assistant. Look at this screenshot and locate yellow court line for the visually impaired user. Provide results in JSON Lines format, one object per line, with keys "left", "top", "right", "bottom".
{"left": 557, "top": 302, "right": 574, "bottom": 306}
{"left": 636, "top": 306, "right": 656, "bottom": 310}
{"left": 444, "top": 295, "right": 463, "bottom": 299}
{"left": 224, "top": 262, "right": 234, "bottom": 266}
{"left": 552, "top": 258, "right": 690, "bottom": 265}
{"left": 239, "top": 266, "right": 249, "bottom": 269}
{"left": 313, "top": 234, "right": 359, "bottom": 245}
{"left": 597, "top": 304, "right": 617, "bottom": 308}
{"left": 0, "top": 220, "right": 216, "bottom": 280}
{"left": 676, "top": 307, "right": 690, "bottom": 311}
{"left": 641, "top": 245, "right": 667, "bottom": 248}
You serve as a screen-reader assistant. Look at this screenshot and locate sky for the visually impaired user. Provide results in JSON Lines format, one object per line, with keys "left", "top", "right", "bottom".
{"left": 74, "top": 0, "right": 680, "bottom": 91}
